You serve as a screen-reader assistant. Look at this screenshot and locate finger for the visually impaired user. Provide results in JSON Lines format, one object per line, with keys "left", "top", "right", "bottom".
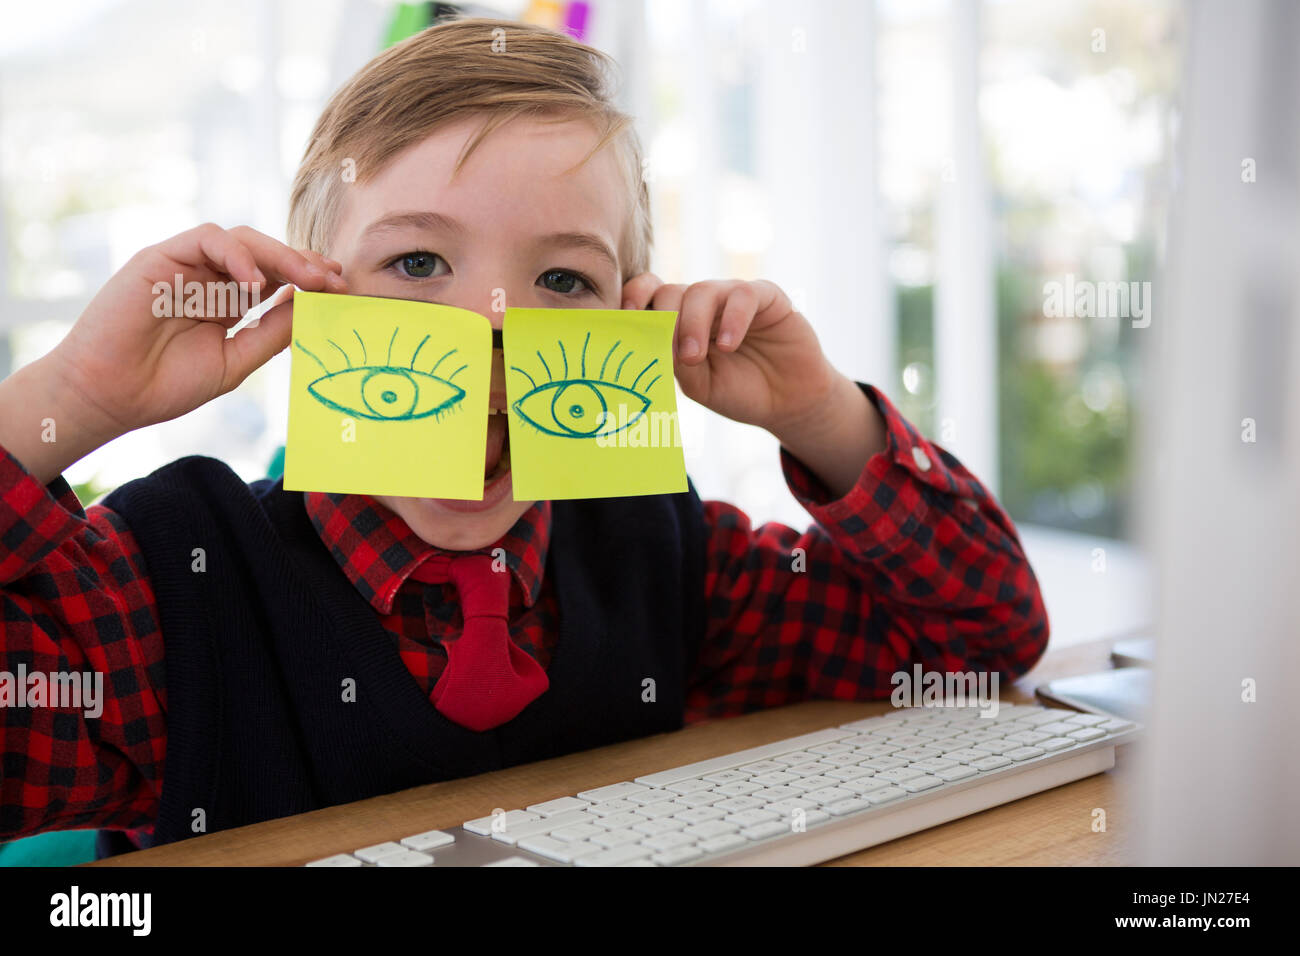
{"left": 298, "top": 247, "right": 345, "bottom": 278}
{"left": 676, "top": 281, "right": 732, "bottom": 365}
{"left": 621, "top": 272, "right": 663, "bottom": 311}
{"left": 227, "top": 225, "right": 346, "bottom": 293}
{"left": 715, "top": 284, "right": 758, "bottom": 351}
{"left": 159, "top": 223, "right": 266, "bottom": 290}
{"left": 223, "top": 291, "right": 294, "bottom": 388}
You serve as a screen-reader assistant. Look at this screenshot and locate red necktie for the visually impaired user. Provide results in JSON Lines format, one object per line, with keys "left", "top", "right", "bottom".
{"left": 407, "top": 552, "right": 549, "bottom": 732}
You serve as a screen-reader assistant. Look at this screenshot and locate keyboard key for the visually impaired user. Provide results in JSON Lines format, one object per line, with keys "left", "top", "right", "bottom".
{"left": 376, "top": 849, "right": 434, "bottom": 867}
{"left": 683, "top": 820, "right": 739, "bottom": 840}
{"left": 640, "top": 830, "right": 697, "bottom": 852}
{"left": 741, "top": 820, "right": 791, "bottom": 840}
{"left": 696, "top": 833, "right": 748, "bottom": 855}
{"left": 898, "top": 774, "right": 944, "bottom": 792}
{"left": 909, "top": 757, "right": 959, "bottom": 772}
{"left": 517, "top": 836, "right": 602, "bottom": 863}
{"left": 874, "top": 767, "right": 928, "bottom": 783}
{"left": 636, "top": 801, "right": 684, "bottom": 818}
{"left": 306, "top": 854, "right": 363, "bottom": 867}
{"left": 864, "top": 786, "right": 906, "bottom": 805}
{"left": 818, "top": 752, "right": 867, "bottom": 767}
{"left": 625, "top": 789, "right": 675, "bottom": 805}
{"left": 712, "top": 796, "right": 764, "bottom": 813}
{"left": 841, "top": 776, "right": 893, "bottom": 794}
{"left": 354, "top": 841, "right": 406, "bottom": 863}
{"left": 803, "top": 786, "right": 855, "bottom": 805}
{"left": 591, "top": 828, "right": 643, "bottom": 848}
{"left": 971, "top": 755, "right": 1012, "bottom": 771}
{"left": 526, "top": 796, "right": 591, "bottom": 816}
{"left": 1037, "top": 721, "right": 1079, "bottom": 735}
{"left": 400, "top": 830, "right": 456, "bottom": 853}
{"left": 1066, "top": 713, "right": 1108, "bottom": 726}
{"left": 773, "top": 751, "right": 822, "bottom": 765}
{"left": 971, "top": 739, "right": 1017, "bottom": 755}
{"left": 1039, "top": 737, "right": 1075, "bottom": 751}
{"left": 483, "top": 856, "right": 541, "bottom": 867}
{"left": 932, "top": 764, "right": 979, "bottom": 782}
{"left": 789, "top": 775, "right": 839, "bottom": 792}
{"left": 671, "top": 806, "right": 726, "bottom": 825}
{"left": 1004, "top": 746, "right": 1046, "bottom": 761}
{"left": 597, "top": 811, "right": 645, "bottom": 829}
{"left": 631, "top": 817, "right": 687, "bottom": 836}
{"left": 752, "top": 785, "right": 803, "bottom": 801}
{"left": 491, "top": 810, "right": 591, "bottom": 844}
{"left": 634, "top": 728, "right": 853, "bottom": 787}
{"left": 676, "top": 806, "right": 728, "bottom": 827}
{"left": 577, "top": 782, "right": 649, "bottom": 802}
{"left": 664, "top": 777, "right": 713, "bottom": 795}
{"left": 825, "top": 765, "right": 875, "bottom": 782}
{"left": 1098, "top": 718, "right": 1135, "bottom": 732}
{"left": 711, "top": 781, "right": 763, "bottom": 797}
{"left": 808, "top": 742, "right": 856, "bottom": 755}
{"left": 786, "top": 761, "right": 839, "bottom": 777}
{"left": 860, "top": 756, "right": 909, "bottom": 771}
{"left": 585, "top": 799, "right": 639, "bottom": 816}
{"left": 853, "top": 742, "right": 902, "bottom": 757}
{"left": 825, "top": 797, "right": 875, "bottom": 816}
{"left": 737, "top": 760, "right": 785, "bottom": 774}
{"left": 1068, "top": 727, "right": 1106, "bottom": 741}
{"left": 894, "top": 746, "right": 944, "bottom": 761}
{"left": 750, "top": 770, "right": 802, "bottom": 786}
{"left": 1004, "top": 730, "right": 1051, "bottom": 746}
{"left": 940, "top": 748, "right": 989, "bottom": 763}
{"left": 575, "top": 843, "right": 654, "bottom": 867}
{"left": 669, "top": 791, "right": 724, "bottom": 808}
{"left": 652, "top": 845, "right": 705, "bottom": 865}
{"left": 550, "top": 823, "right": 606, "bottom": 843}
{"left": 702, "top": 770, "right": 752, "bottom": 785}
{"left": 724, "top": 808, "right": 780, "bottom": 828}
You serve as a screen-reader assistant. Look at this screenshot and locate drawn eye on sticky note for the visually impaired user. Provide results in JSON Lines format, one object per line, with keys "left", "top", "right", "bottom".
{"left": 285, "top": 291, "right": 492, "bottom": 499}
{"left": 503, "top": 307, "right": 687, "bottom": 500}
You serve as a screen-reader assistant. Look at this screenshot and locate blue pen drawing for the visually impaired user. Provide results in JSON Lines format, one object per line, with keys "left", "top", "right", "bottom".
{"left": 509, "top": 332, "right": 660, "bottom": 439}
{"left": 293, "top": 327, "right": 467, "bottom": 421}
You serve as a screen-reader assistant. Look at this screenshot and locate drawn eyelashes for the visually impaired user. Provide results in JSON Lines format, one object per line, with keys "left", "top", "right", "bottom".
{"left": 510, "top": 332, "right": 659, "bottom": 439}
{"left": 293, "top": 328, "right": 466, "bottom": 422}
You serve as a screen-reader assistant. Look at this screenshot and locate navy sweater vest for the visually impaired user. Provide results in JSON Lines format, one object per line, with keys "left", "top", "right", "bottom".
{"left": 94, "top": 456, "right": 707, "bottom": 858}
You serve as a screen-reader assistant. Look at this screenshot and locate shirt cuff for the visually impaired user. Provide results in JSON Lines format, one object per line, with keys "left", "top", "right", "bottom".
{"left": 0, "top": 443, "right": 88, "bottom": 582}
{"left": 780, "top": 383, "right": 963, "bottom": 554}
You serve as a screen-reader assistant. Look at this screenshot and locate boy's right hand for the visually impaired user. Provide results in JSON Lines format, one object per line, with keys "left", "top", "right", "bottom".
{"left": 0, "top": 224, "right": 346, "bottom": 484}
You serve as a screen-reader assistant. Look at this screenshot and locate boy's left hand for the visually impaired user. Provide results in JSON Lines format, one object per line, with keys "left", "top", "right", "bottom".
{"left": 621, "top": 275, "right": 839, "bottom": 437}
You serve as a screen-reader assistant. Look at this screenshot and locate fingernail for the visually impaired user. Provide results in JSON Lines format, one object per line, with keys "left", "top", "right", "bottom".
{"left": 254, "top": 270, "right": 267, "bottom": 285}
{"left": 681, "top": 336, "right": 700, "bottom": 358}
{"left": 718, "top": 332, "right": 734, "bottom": 348}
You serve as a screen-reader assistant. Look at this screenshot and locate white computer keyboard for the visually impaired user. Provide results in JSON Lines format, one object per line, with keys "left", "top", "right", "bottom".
{"left": 306, "top": 702, "right": 1139, "bottom": 867}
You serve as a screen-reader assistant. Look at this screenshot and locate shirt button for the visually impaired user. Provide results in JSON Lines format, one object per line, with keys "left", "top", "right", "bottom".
{"left": 911, "top": 446, "right": 932, "bottom": 472}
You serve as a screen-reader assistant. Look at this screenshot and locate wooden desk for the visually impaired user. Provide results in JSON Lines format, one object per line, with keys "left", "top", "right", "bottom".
{"left": 91, "top": 636, "right": 1135, "bottom": 866}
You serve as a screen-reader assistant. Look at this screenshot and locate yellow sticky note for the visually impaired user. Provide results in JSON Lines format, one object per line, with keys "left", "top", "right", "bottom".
{"left": 285, "top": 291, "right": 492, "bottom": 499}
{"left": 503, "top": 307, "right": 687, "bottom": 500}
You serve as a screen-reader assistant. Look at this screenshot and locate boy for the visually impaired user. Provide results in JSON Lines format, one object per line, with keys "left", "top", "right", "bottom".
{"left": 0, "top": 17, "right": 1047, "bottom": 859}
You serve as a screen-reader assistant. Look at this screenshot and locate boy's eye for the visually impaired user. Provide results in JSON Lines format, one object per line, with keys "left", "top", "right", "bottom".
{"left": 539, "top": 269, "right": 592, "bottom": 296}
{"left": 397, "top": 252, "right": 441, "bottom": 278}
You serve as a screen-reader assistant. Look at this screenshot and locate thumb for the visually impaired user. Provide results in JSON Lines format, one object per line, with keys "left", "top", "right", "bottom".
{"left": 222, "top": 290, "right": 294, "bottom": 389}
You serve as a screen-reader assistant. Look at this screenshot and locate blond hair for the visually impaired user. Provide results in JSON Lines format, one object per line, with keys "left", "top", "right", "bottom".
{"left": 287, "top": 15, "right": 651, "bottom": 280}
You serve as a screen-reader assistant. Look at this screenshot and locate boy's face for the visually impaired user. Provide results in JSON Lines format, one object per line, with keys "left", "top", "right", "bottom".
{"left": 326, "top": 114, "right": 629, "bottom": 550}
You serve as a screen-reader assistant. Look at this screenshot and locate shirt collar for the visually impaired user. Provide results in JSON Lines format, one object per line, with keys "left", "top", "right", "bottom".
{"left": 304, "top": 491, "right": 551, "bottom": 614}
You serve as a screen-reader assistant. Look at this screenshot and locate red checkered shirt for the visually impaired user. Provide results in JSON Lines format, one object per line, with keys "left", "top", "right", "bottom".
{"left": 0, "top": 384, "right": 1047, "bottom": 842}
